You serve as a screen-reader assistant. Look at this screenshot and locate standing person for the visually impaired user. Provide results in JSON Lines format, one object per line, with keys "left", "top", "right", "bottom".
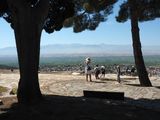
{"left": 131, "top": 66, "right": 136, "bottom": 76}
{"left": 100, "top": 66, "right": 106, "bottom": 79}
{"left": 84, "top": 57, "right": 92, "bottom": 82}
{"left": 94, "top": 64, "right": 100, "bottom": 79}
{"left": 125, "top": 66, "right": 130, "bottom": 75}
{"left": 116, "top": 65, "right": 121, "bottom": 83}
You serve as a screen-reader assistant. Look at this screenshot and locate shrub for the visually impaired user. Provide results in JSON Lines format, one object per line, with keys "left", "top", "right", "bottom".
{"left": 0, "top": 86, "right": 8, "bottom": 93}
{"left": 10, "top": 87, "right": 17, "bottom": 95}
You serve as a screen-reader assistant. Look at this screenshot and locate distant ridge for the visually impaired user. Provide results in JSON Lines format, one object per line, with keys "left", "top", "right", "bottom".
{"left": 0, "top": 44, "right": 160, "bottom": 56}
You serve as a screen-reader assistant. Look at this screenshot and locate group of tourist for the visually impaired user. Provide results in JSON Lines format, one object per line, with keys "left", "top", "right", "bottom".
{"left": 84, "top": 57, "right": 136, "bottom": 83}
{"left": 84, "top": 57, "right": 106, "bottom": 82}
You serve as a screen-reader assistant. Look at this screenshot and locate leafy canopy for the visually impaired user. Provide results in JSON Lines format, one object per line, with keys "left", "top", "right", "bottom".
{"left": 64, "top": 0, "right": 117, "bottom": 33}
{"left": 116, "top": 0, "right": 160, "bottom": 23}
{"left": 0, "top": 0, "right": 117, "bottom": 33}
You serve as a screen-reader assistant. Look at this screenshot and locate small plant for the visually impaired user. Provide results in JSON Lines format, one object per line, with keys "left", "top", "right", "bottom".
{"left": 0, "top": 86, "right": 8, "bottom": 94}
{"left": 10, "top": 87, "right": 17, "bottom": 95}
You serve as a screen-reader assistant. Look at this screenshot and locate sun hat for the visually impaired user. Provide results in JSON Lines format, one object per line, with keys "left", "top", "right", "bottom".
{"left": 85, "top": 57, "right": 91, "bottom": 63}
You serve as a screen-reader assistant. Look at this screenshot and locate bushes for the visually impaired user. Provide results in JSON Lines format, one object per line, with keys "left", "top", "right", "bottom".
{"left": 0, "top": 86, "right": 8, "bottom": 94}
{"left": 10, "top": 88, "right": 17, "bottom": 95}
{"left": 0, "top": 86, "right": 17, "bottom": 95}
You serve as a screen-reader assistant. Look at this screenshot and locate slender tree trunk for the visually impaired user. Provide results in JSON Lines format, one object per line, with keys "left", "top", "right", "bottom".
{"left": 7, "top": 0, "right": 49, "bottom": 104}
{"left": 129, "top": 0, "right": 152, "bottom": 86}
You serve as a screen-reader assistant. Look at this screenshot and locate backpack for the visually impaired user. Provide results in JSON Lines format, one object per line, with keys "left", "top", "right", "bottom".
{"left": 87, "top": 66, "right": 91, "bottom": 70}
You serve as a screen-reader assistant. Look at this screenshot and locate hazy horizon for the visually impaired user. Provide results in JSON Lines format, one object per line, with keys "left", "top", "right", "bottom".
{"left": 0, "top": 44, "right": 160, "bottom": 57}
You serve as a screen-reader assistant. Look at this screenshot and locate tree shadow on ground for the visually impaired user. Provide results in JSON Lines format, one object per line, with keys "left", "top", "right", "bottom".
{"left": 121, "top": 77, "right": 137, "bottom": 80}
{"left": 155, "top": 86, "right": 160, "bottom": 89}
{"left": 100, "top": 77, "right": 137, "bottom": 82}
{"left": 125, "top": 84, "right": 142, "bottom": 87}
{"left": 99, "top": 78, "right": 131, "bottom": 83}
{"left": 100, "top": 78, "right": 116, "bottom": 81}
{"left": 92, "top": 81, "right": 106, "bottom": 83}
{"left": 0, "top": 95, "right": 160, "bottom": 120}
{"left": 123, "top": 84, "right": 160, "bottom": 92}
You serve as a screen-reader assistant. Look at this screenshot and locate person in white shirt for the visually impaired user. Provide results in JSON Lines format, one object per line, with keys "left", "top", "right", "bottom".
{"left": 84, "top": 57, "right": 92, "bottom": 82}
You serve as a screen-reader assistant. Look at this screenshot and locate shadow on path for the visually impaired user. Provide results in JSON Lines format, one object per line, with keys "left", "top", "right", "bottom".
{"left": 125, "top": 84, "right": 143, "bottom": 87}
{"left": 0, "top": 95, "right": 160, "bottom": 120}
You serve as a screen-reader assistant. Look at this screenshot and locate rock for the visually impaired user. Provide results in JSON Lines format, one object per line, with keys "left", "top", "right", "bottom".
{"left": 72, "top": 72, "right": 81, "bottom": 75}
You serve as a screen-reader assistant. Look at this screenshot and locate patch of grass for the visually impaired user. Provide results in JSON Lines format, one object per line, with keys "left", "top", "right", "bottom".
{"left": 0, "top": 86, "right": 8, "bottom": 93}
{"left": 10, "top": 87, "right": 17, "bottom": 95}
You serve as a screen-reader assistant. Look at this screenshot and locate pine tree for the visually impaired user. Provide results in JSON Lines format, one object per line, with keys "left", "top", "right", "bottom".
{"left": 116, "top": 0, "right": 160, "bottom": 86}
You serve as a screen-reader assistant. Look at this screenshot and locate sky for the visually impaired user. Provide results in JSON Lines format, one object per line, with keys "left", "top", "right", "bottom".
{"left": 0, "top": 3, "right": 160, "bottom": 49}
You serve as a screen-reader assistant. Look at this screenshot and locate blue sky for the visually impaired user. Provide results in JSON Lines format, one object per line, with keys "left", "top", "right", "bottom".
{"left": 0, "top": 3, "right": 160, "bottom": 48}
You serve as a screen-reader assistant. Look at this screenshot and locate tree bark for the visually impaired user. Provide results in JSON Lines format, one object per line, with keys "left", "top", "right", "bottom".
{"left": 7, "top": 0, "right": 49, "bottom": 104}
{"left": 129, "top": 0, "right": 152, "bottom": 86}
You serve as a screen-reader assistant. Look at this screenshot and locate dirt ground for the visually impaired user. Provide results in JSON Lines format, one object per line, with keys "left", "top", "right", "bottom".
{"left": 0, "top": 69, "right": 160, "bottom": 120}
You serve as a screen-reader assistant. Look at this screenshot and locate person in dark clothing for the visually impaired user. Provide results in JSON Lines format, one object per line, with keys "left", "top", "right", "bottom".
{"left": 100, "top": 66, "right": 106, "bottom": 79}
{"left": 94, "top": 64, "right": 100, "bottom": 79}
{"left": 131, "top": 66, "right": 136, "bottom": 76}
{"left": 116, "top": 65, "right": 121, "bottom": 83}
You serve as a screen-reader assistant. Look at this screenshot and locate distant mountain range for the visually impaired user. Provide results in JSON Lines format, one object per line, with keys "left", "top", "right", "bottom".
{"left": 0, "top": 44, "right": 160, "bottom": 57}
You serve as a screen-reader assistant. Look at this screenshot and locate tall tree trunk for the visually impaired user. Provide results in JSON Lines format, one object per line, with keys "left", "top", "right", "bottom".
{"left": 129, "top": 0, "right": 152, "bottom": 86}
{"left": 7, "top": 0, "right": 49, "bottom": 104}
